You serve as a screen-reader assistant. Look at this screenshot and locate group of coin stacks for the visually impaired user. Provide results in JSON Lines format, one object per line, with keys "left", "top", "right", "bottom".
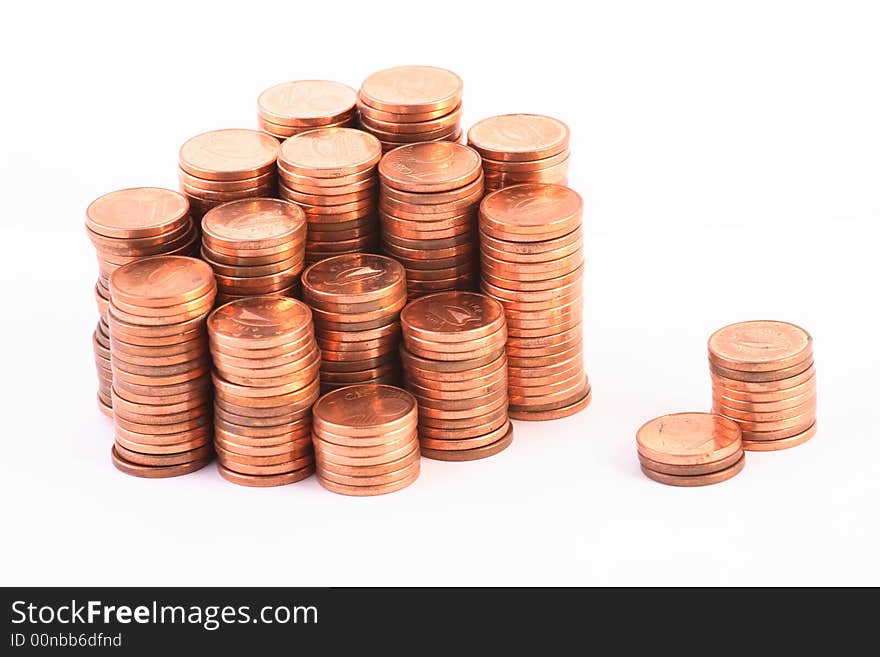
{"left": 302, "top": 254, "right": 407, "bottom": 392}
{"left": 178, "top": 129, "right": 279, "bottom": 220}
{"left": 86, "top": 188, "right": 200, "bottom": 415}
{"left": 200, "top": 198, "right": 307, "bottom": 304}
{"left": 467, "top": 114, "right": 571, "bottom": 193}
{"left": 636, "top": 413, "right": 746, "bottom": 487}
{"left": 400, "top": 292, "right": 514, "bottom": 461}
{"left": 108, "top": 256, "right": 217, "bottom": 477}
{"left": 378, "top": 142, "right": 482, "bottom": 298}
{"left": 708, "top": 320, "right": 817, "bottom": 452}
{"left": 207, "top": 297, "right": 320, "bottom": 486}
{"left": 277, "top": 128, "right": 382, "bottom": 264}
{"left": 479, "top": 184, "right": 591, "bottom": 420}
{"left": 356, "top": 66, "right": 464, "bottom": 151}
{"left": 257, "top": 80, "right": 358, "bottom": 140}
{"left": 312, "top": 385, "right": 421, "bottom": 495}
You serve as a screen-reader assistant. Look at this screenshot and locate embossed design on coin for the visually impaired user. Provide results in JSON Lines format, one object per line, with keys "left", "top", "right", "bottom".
{"left": 359, "top": 66, "right": 462, "bottom": 112}
{"left": 468, "top": 114, "right": 569, "bottom": 161}
{"left": 636, "top": 412, "right": 742, "bottom": 465}
{"left": 709, "top": 320, "right": 812, "bottom": 371}
{"left": 258, "top": 80, "right": 357, "bottom": 123}
{"left": 208, "top": 296, "right": 311, "bottom": 342}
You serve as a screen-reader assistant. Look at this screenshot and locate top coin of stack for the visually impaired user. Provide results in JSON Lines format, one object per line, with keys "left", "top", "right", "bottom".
{"left": 708, "top": 321, "right": 817, "bottom": 452}
{"left": 178, "top": 129, "right": 280, "bottom": 220}
{"left": 467, "top": 114, "right": 570, "bottom": 193}
{"left": 257, "top": 80, "right": 358, "bottom": 140}
{"left": 357, "top": 65, "right": 463, "bottom": 151}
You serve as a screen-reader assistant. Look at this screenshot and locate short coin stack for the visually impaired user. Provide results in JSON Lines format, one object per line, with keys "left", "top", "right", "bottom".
{"left": 312, "top": 384, "right": 420, "bottom": 496}
{"left": 86, "top": 188, "right": 199, "bottom": 416}
{"left": 277, "top": 127, "right": 381, "bottom": 264}
{"left": 400, "top": 292, "right": 513, "bottom": 461}
{"left": 201, "top": 198, "right": 307, "bottom": 304}
{"left": 178, "top": 129, "right": 279, "bottom": 221}
{"left": 636, "top": 413, "right": 746, "bottom": 486}
{"left": 709, "top": 320, "right": 817, "bottom": 451}
{"left": 479, "top": 183, "right": 591, "bottom": 420}
{"left": 379, "top": 142, "right": 483, "bottom": 297}
{"left": 208, "top": 297, "right": 320, "bottom": 486}
{"left": 468, "top": 114, "right": 570, "bottom": 193}
{"left": 257, "top": 80, "right": 357, "bottom": 140}
{"left": 357, "top": 66, "right": 463, "bottom": 151}
{"left": 108, "top": 256, "right": 217, "bottom": 478}
{"left": 302, "top": 254, "right": 406, "bottom": 392}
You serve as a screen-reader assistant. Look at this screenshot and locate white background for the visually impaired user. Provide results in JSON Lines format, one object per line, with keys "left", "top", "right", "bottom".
{"left": 1, "top": 0, "right": 878, "bottom": 586}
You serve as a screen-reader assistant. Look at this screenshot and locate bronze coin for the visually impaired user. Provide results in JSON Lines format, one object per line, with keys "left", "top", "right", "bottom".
{"left": 111, "top": 446, "right": 212, "bottom": 478}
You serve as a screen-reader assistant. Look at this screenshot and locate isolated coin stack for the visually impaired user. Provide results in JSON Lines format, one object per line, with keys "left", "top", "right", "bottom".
{"left": 108, "top": 256, "right": 217, "bottom": 478}
{"left": 400, "top": 292, "right": 513, "bottom": 461}
{"left": 208, "top": 297, "right": 320, "bottom": 486}
{"left": 709, "top": 320, "right": 817, "bottom": 451}
{"left": 312, "top": 385, "right": 420, "bottom": 496}
{"left": 636, "top": 413, "right": 746, "bottom": 486}
{"left": 301, "top": 254, "right": 406, "bottom": 392}
{"left": 257, "top": 80, "right": 358, "bottom": 140}
{"left": 178, "top": 129, "right": 280, "bottom": 221}
{"left": 201, "top": 198, "right": 307, "bottom": 304}
{"left": 468, "top": 114, "right": 571, "bottom": 193}
{"left": 86, "top": 188, "right": 199, "bottom": 416}
{"left": 357, "top": 65, "right": 463, "bottom": 151}
{"left": 479, "top": 183, "right": 591, "bottom": 420}
{"left": 378, "top": 142, "right": 483, "bottom": 297}
{"left": 277, "top": 127, "right": 381, "bottom": 264}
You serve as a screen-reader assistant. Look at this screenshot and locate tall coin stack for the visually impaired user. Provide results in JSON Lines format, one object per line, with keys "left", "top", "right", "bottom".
{"left": 257, "top": 80, "right": 358, "bottom": 140}
{"left": 178, "top": 129, "right": 280, "bottom": 221}
{"left": 86, "top": 188, "right": 199, "bottom": 416}
{"left": 312, "top": 385, "right": 420, "bottom": 496}
{"left": 277, "top": 127, "right": 381, "bottom": 264}
{"left": 201, "top": 198, "right": 307, "bottom": 304}
{"left": 478, "top": 183, "right": 591, "bottom": 420}
{"left": 357, "top": 65, "right": 463, "bottom": 151}
{"left": 302, "top": 254, "right": 406, "bottom": 392}
{"left": 378, "top": 142, "right": 483, "bottom": 298}
{"left": 208, "top": 297, "right": 320, "bottom": 487}
{"left": 709, "top": 320, "right": 817, "bottom": 451}
{"left": 108, "top": 256, "right": 217, "bottom": 478}
{"left": 400, "top": 292, "right": 513, "bottom": 461}
{"left": 468, "top": 114, "right": 570, "bottom": 193}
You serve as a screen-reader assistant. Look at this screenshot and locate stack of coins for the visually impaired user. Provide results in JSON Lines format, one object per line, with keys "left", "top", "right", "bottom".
{"left": 312, "top": 385, "right": 420, "bottom": 496}
{"left": 636, "top": 413, "right": 746, "bottom": 486}
{"left": 201, "top": 198, "right": 307, "bottom": 304}
{"left": 301, "top": 254, "right": 406, "bottom": 392}
{"left": 378, "top": 142, "right": 483, "bottom": 297}
{"left": 400, "top": 292, "right": 513, "bottom": 461}
{"left": 467, "top": 114, "right": 570, "bottom": 193}
{"left": 357, "top": 66, "right": 463, "bottom": 151}
{"left": 208, "top": 297, "right": 320, "bottom": 486}
{"left": 277, "top": 127, "right": 381, "bottom": 264}
{"left": 478, "top": 183, "right": 591, "bottom": 420}
{"left": 86, "top": 188, "right": 199, "bottom": 416}
{"left": 709, "top": 320, "right": 817, "bottom": 451}
{"left": 257, "top": 80, "right": 358, "bottom": 140}
{"left": 108, "top": 256, "right": 217, "bottom": 478}
{"left": 178, "top": 129, "right": 279, "bottom": 221}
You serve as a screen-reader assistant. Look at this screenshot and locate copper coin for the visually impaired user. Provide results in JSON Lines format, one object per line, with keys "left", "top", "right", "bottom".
{"left": 202, "top": 250, "right": 303, "bottom": 279}
{"left": 403, "top": 354, "right": 505, "bottom": 384}
{"left": 279, "top": 127, "right": 381, "bottom": 178}
{"left": 97, "top": 397, "right": 114, "bottom": 418}
{"left": 508, "top": 383, "right": 592, "bottom": 419}
{"left": 359, "top": 66, "right": 461, "bottom": 113}
{"left": 468, "top": 114, "right": 569, "bottom": 162}
{"left": 636, "top": 412, "right": 742, "bottom": 465}
{"left": 203, "top": 244, "right": 302, "bottom": 268}
{"left": 637, "top": 449, "right": 744, "bottom": 476}
{"left": 212, "top": 363, "right": 319, "bottom": 397}
{"left": 215, "top": 342, "right": 319, "bottom": 374}
{"left": 360, "top": 104, "right": 462, "bottom": 134}
{"left": 114, "top": 442, "right": 214, "bottom": 467}
{"left": 113, "top": 391, "right": 208, "bottom": 416}
{"left": 215, "top": 441, "right": 312, "bottom": 465}
{"left": 179, "top": 129, "right": 279, "bottom": 181}
{"left": 400, "top": 345, "right": 505, "bottom": 372}
{"left": 382, "top": 213, "right": 476, "bottom": 237}
{"left": 314, "top": 321, "right": 400, "bottom": 343}
{"left": 723, "top": 409, "right": 817, "bottom": 435}
{"left": 302, "top": 253, "right": 405, "bottom": 306}
{"left": 217, "top": 352, "right": 321, "bottom": 388}
{"left": 112, "top": 401, "right": 211, "bottom": 426}
{"left": 713, "top": 387, "right": 816, "bottom": 413}
{"left": 214, "top": 405, "right": 310, "bottom": 430}
{"left": 201, "top": 197, "right": 305, "bottom": 250}
{"left": 258, "top": 80, "right": 357, "bottom": 126}
{"left": 218, "top": 463, "right": 314, "bottom": 487}
{"left": 741, "top": 423, "right": 817, "bottom": 451}
{"left": 313, "top": 384, "right": 416, "bottom": 437}
{"left": 382, "top": 171, "right": 483, "bottom": 205}
{"left": 316, "top": 444, "right": 418, "bottom": 474}
{"left": 368, "top": 122, "right": 459, "bottom": 143}
{"left": 179, "top": 168, "right": 275, "bottom": 193}
{"left": 358, "top": 99, "right": 460, "bottom": 123}
{"left": 86, "top": 187, "right": 190, "bottom": 239}
{"left": 260, "top": 116, "right": 354, "bottom": 138}
{"left": 403, "top": 338, "right": 507, "bottom": 363}
{"left": 318, "top": 455, "right": 419, "bottom": 487}
{"left": 111, "top": 446, "right": 211, "bottom": 478}
{"left": 712, "top": 375, "right": 817, "bottom": 403}
{"left": 418, "top": 418, "right": 511, "bottom": 447}
{"left": 382, "top": 229, "right": 475, "bottom": 253}
{"left": 481, "top": 264, "right": 584, "bottom": 293}
{"left": 417, "top": 396, "right": 508, "bottom": 423}
{"left": 218, "top": 452, "right": 314, "bottom": 477}
{"left": 215, "top": 434, "right": 311, "bottom": 457}
{"left": 277, "top": 166, "right": 377, "bottom": 191}
{"left": 480, "top": 147, "right": 571, "bottom": 172}
{"left": 708, "top": 320, "right": 813, "bottom": 372}
{"left": 419, "top": 423, "right": 513, "bottom": 461}
{"left": 482, "top": 160, "right": 570, "bottom": 189}
{"left": 114, "top": 411, "right": 211, "bottom": 436}
{"left": 180, "top": 179, "right": 276, "bottom": 201}
{"left": 479, "top": 183, "right": 581, "bottom": 241}
{"left": 380, "top": 190, "right": 481, "bottom": 218}
{"left": 713, "top": 396, "right": 817, "bottom": 423}
{"left": 710, "top": 358, "right": 813, "bottom": 383}
{"left": 378, "top": 142, "right": 480, "bottom": 193}
{"left": 317, "top": 468, "right": 418, "bottom": 496}
{"left": 110, "top": 335, "right": 206, "bottom": 361}
{"left": 481, "top": 249, "right": 584, "bottom": 280}
{"left": 114, "top": 427, "right": 211, "bottom": 452}
{"left": 401, "top": 291, "right": 504, "bottom": 345}
{"left": 317, "top": 333, "right": 398, "bottom": 353}
{"left": 109, "top": 257, "right": 216, "bottom": 311}
{"left": 208, "top": 296, "right": 312, "bottom": 348}
{"left": 641, "top": 454, "right": 745, "bottom": 487}
{"left": 508, "top": 352, "right": 582, "bottom": 380}
{"left": 214, "top": 378, "right": 320, "bottom": 409}
{"left": 210, "top": 328, "right": 314, "bottom": 361}
{"left": 320, "top": 363, "right": 398, "bottom": 385}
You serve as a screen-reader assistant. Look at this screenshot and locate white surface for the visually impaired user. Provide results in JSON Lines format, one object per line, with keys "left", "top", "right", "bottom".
{"left": 2, "top": 0, "right": 878, "bottom": 586}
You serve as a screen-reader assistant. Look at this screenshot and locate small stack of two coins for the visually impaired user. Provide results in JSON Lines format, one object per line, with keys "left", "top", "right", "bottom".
{"left": 302, "top": 254, "right": 406, "bottom": 392}
{"left": 108, "top": 256, "right": 217, "bottom": 478}
{"left": 709, "top": 321, "right": 817, "bottom": 451}
{"left": 379, "top": 142, "right": 483, "bottom": 298}
{"left": 357, "top": 66, "right": 463, "bottom": 151}
{"left": 401, "top": 292, "right": 513, "bottom": 461}
{"left": 468, "top": 114, "right": 570, "bottom": 193}
{"left": 312, "top": 385, "right": 420, "bottom": 496}
{"left": 178, "top": 129, "right": 279, "bottom": 221}
{"left": 479, "top": 184, "right": 591, "bottom": 420}
{"left": 208, "top": 297, "right": 320, "bottom": 487}
{"left": 257, "top": 80, "right": 357, "bottom": 140}
{"left": 277, "top": 128, "right": 382, "bottom": 264}
{"left": 201, "top": 198, "right": 307, "bottom": 304}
